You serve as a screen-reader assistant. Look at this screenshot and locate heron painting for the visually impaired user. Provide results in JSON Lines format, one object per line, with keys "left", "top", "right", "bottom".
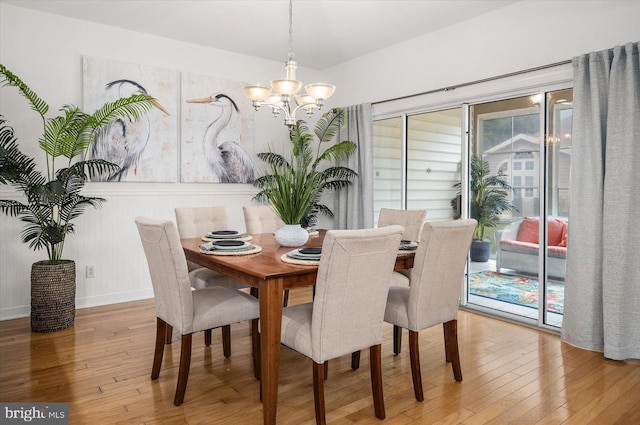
{"left": 181, "top": 73, "right": 255, "bottom": 183}
{"left": 83, "top": 56, "right": 179, "bottom": 182}
{"left": 90, "top": 79, "right": 170, "bottom": 181}
{"left": 187, "top": 94, "right": 254, "bottom": 183}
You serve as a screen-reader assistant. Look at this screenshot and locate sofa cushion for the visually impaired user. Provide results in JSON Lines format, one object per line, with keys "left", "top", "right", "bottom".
{"left": 500, "top": 240, "right": 566, "bottom": 259}
{"left": 515, "top": 217, "right": 566, "bottom": 246}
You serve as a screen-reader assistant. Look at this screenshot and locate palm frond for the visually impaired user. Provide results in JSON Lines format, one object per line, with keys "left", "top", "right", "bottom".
{"left": 314, "top": 107, "right": 344, "bottom": 144}
{"left": 320, "top": 166, "right": 358, "bottom": 181}
{"left": 0, "top": 64, "right": 49, "bottom": 117}
{"left": 0, "top": 117, "right": 39, "bottom": 185}
{"left": 90, "top": 94, "right": 154, "bottom": 128}
{"left": 314, "top": 141, "right": 357, "bottom": 168}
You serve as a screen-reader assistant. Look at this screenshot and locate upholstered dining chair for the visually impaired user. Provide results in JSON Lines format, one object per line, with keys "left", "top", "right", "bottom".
{"left": 384, "top": 219, "right": 476, "bottom": 402}
{"left": 377, "top": 208, "right": 427, "bottom": 242}
{"left": 242, "top": 204, "right": 285, "bottom": 234}
{"left": 280, "top": 225, "right": 404, "bottom": 424}
{"left": 175, "top": 207, "right": 249, "bottom": 355}
{"left": 135, "top": 217, "right": 260, "bottom": 406}
{"left": 242, "top": 204, "right": 291, "bottom": 307}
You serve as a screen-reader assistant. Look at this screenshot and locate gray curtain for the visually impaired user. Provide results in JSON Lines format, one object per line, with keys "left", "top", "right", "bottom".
{"left": 561, "top": 42, "right": 640, "bottom": 360}
{"left": 333, "top": 103, "right": 374, "bottom": 229}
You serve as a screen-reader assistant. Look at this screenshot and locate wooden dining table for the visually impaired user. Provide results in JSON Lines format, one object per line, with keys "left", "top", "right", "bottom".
{"left": 181, "top": 231, "right": 415, "bottom": 425}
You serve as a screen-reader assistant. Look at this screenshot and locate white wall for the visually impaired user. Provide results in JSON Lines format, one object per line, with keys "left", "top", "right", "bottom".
{"left": 0, "top": 3, "right": 325, "bottom": 319}
{"left": 1, "top": 1, "right": 639, "bottom": 319}
{"left": 328, "top": 0, "right": 640, "bottom": 107}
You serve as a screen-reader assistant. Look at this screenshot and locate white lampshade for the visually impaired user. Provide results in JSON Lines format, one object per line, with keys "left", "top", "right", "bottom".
{"left": 242, "top": 85, "right": 271, "bottom": 102}
{"left": 265, "top": 93, "right": 284, "bottom": 107}
{"left": 295, "top": 94, "right": 317, "bottom": 106}
{"left": 305, "top": 83, "right": 336, "bottom": 100}
{"left": 271, "top": 79, "right": 302, "bottom": 96}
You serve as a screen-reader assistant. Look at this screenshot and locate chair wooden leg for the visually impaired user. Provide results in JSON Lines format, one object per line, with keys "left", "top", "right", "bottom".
{"left": 174, "top": 333, "right": 193, "bottom": 406}
{"left": 443, "top": 322, "right": 451, "bottom": 362}
{"left": 164, "top": 323, "right": 173, "bottom": 344}
{"left": 283, "top": 289, "right": 290, "bottom": 307}
{"left": 369, "top": 344, "right": 385, "bottom": 419}
{"left": 393, "top": 325, "right": 402, "bottom": 355}
{"left": 444, "top": 320, "right": 462, "bottom": 382}
{"left": 204, "top": 329, "right": 212, "bottom": 347}
{"left": 313, "top": 361, "right": 327, "bottom": 425}
{"left": 324, "top": 361, "right": 328, "bottom": 381}
{"left": 222, "top": 325, "right": 231, "bottom": 358}
{"left": 251, "top": 319, "right": 261, "bottom": 380}
{"left": 409, "top": 330, "right": 424, "bottom": 401}
{"left": 351, "top": 351, "right": 361, "bottom": 370}
{"left": 151, "top": 318, "right": 166, "bottom": 379}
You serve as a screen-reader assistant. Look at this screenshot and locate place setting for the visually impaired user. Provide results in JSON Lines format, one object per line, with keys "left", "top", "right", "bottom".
{"left": 199, "top": 239, "right": 262, "bottom": 256}
{"left": 281, "top": 246, "right": 322, "bottom": 266}
{"left": 201, "top": 230, "right": 253, "bottom": 242}
{"left": 397, "top": 239, "right": 418, "bottom": 254}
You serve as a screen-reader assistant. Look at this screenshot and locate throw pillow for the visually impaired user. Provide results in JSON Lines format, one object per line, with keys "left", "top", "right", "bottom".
{"left": 547, "top": 219, "right": 566, "bottom": 246}
{"left": 558, "top": 226, "right": 568, "bottom": 247}
{"left": 516, "top": 217, "right": 539, "bottom": 244}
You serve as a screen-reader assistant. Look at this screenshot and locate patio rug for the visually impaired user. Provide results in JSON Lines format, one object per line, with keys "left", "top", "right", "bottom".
{"left": 469, "top": 270, "right": 564, "bottom": 314}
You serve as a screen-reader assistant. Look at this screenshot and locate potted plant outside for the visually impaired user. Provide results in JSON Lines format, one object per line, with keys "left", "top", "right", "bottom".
{"left": 0, "top": 65, "right": 155, "bottom": 332}
{"left": 252, "top": 107, "right": 357, "bottom": 246}
{"left": 453, "top": 155, "right": 518, "bottom": 262}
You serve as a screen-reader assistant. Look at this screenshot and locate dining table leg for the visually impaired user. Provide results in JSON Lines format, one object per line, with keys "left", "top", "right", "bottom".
{"left": 260, "top": 277, "right": 284, "bottom": 425}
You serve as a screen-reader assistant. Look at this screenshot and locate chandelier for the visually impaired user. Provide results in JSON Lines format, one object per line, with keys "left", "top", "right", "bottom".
{"left": 242, "top": 0, "right": 336, "bottom": 127}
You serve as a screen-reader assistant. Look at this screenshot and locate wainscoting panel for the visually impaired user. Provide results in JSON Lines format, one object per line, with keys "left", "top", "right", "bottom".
{"left": 0, "top": 184, "right": 257, "bottom": 320}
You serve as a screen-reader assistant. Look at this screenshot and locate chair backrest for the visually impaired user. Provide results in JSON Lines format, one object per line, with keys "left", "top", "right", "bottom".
{"left": 407, "top": 219, "right": 476, "bottom": 330}
{"left": 243, "top": 205, "right": 285, "bottom": 234}
{"left": 135, "top": 217, "right": 194, "bottom": 335}
{"left": 175, "top": 207, "right": 229, "bottom": 238}
{"left": 377, "top": 208, "right": 427, "bottom": 242}
{"left": 311, "top": 225, "right": 404, "bottom": 363}
{"left": 175, "top": 207, "right": 229, "bottom": 272}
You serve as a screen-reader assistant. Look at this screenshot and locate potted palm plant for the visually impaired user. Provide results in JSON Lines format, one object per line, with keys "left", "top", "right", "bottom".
{"left": 0, "top": 64, "right": 155, "bottom": 332}
{"left": 453, "top": 155, "right": 518, "bottom": 262}
{"left": 253, "top": 107, "right": 357, "bottom": 246}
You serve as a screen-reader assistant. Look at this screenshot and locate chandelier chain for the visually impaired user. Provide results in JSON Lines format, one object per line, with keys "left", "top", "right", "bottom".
{"left": 288, "top": 0, "right": 294, "bottom": 59}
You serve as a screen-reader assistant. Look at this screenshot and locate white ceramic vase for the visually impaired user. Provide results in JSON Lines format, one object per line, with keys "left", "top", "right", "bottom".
{"left": 275, "top": 224, "right": 309, "bottom": 247}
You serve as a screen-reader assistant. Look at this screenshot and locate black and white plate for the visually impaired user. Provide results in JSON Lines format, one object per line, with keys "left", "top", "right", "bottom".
{"left": 287, "top": 248, "right": 321, "bottom": 260}
{"left": 399, "top": 241, "right": 418, "bottom": 250}
{"left": 206, "top": 230, "right": 248, "bottom": 239}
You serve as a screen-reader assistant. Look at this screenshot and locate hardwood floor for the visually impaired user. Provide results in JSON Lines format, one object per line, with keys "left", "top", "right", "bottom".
{"left": 1, "top": 287, "right": 639, "bottom": 424}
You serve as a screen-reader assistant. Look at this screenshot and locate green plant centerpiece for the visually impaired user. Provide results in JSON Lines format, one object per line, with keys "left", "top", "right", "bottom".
{"left": 252, "top": 107, "right": 357, "bottom": 246}
{"left": 453, "top": 155, "right": 518, "bottom": 262}
{"left": 0, "top": 64, "right": 155, "bottom": 331}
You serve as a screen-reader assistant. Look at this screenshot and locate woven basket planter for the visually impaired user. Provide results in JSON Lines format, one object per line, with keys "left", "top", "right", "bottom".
{"left": 30, "top": 260, "right": 76, "bottom": 333}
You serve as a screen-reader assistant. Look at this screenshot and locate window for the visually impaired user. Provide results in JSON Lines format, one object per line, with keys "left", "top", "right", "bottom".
{"left": 514, "top": 162, "right": 522, "bottom": 170}
{"left": 525, "top": 161, "right": 534, "bottom": 170}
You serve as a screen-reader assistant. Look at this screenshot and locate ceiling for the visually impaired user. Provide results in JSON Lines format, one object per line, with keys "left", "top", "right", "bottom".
{"left": 1, "top": 0, "right": 518, "bottom": 69}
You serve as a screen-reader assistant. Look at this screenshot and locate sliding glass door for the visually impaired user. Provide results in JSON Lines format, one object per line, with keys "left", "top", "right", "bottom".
{"left": 467, "top": 89, "right": 572, "bottom": 328}
{"left": 373, "top": 109, "right": 462, "bottom": 224}
{"left": 373, "top": 87, "right": 572, "bottom": 329}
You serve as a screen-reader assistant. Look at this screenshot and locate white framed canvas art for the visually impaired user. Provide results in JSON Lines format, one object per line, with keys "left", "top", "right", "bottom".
{"left": 82, "top": 56, "right": 179, "bottom": 182}
{"left": 181, "top": 72, "right": 255, "bottom": 183}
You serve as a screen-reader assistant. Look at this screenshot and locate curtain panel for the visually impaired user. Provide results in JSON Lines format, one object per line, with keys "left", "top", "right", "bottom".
{"left": 561, "top": 42, "right": 640, "bottom": 360}
{"left": 333, "top": 104, "right": 374, "bottom": 229}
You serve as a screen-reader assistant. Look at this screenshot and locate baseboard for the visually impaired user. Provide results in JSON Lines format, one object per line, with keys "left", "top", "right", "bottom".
{"left": 0, "top": 289, "right": 155, "bottom": 321}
